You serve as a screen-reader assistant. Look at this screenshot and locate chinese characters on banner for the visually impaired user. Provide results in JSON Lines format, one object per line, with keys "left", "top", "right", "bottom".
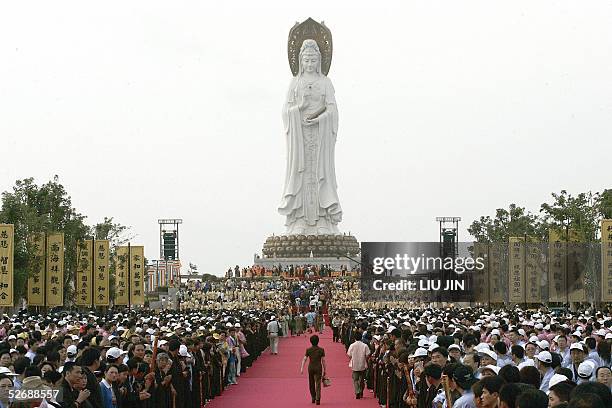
{"left": 508, "top": 237, "right": 525, "bottom": 303}
{"left": 0, "top": 225, "right": 14, "bottom": 306}
{"left": 115, "top": 246, "right": 129, "bottom": 306}
{"left": 27, "top": 233, "right": 45, "bottom": 306}
{"left": 472, "top": 243, "right": 489, "bottom": 305}
{"left": 94, "top": 240, "right": 109, "bottom": 306}
{"left": 488, "top": 244, "right": 503, "bottom": 303}
{"left": 602, "top": 220, "right": 612, "bottom": 302}
{"left": 567, "top": 241, "right": 586, "bottom": 302}
{"left": 75, "top": 240, "right": 93, "bottom": 307}
{"left": 525, "top": 242, "right": 544, "bottom": 303}
{"left": 548, "top": 229, "right": 567, "bottom": 303}
{"left": 46, "top": 233, "right": 64, "bottom": 307}
{"left": 130, "top": 246, "right": 145, "bottom": 305}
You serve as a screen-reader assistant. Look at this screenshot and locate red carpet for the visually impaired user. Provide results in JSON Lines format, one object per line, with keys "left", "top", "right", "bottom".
{"left": 207, "top": 329, "right": 380, "bottom": 407}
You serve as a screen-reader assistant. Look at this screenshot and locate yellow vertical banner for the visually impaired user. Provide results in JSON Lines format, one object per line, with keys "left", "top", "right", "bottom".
{"left": 567, "top": 242, "right": 585, "bottom": 302}
{"left": 601, "top": 220, "right": 612, "bottom": 302}
{"left": 548, "top": 230, "right": 567, "bottom": 302}
{"left": 0, "top": 225, "right": 14, "bottom": 306}
{"left": 473, "top": 243, "right": 489, "bottom": 305}
{"left": 489, "top": 244, "right": 504, "bottom": 303}
{"left": 508, "top": 237, "right": 525, "bottom": 304}
{"left": 27, "top": 233, "right": 45, "bottom": 306}
{"left": 115, "top": 246, "right": 129, "bottom": 306}
{"left": 46, "top": 233, "right": 64, "bottom": 307}
{"left": 94, "top": 240, "right": 109, "bottom": 306}
{"left": 130, "top": 246, "right": 145, "bottom": 305}
{"left": 75, "top": 240, "right": 92, "bottom": 307}
{"left": 525, "top": 242, "right": 543, "bottom": 303}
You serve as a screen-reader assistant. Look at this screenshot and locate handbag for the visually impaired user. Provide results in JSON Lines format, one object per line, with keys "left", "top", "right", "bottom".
{"left": 322, "top": 376, "right": 331, "bottom": 387}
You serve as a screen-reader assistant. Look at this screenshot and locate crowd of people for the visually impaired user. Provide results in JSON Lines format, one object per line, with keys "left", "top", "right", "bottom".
{"left": 224, "top": 264, "right": 356, "bottom": 279}
{"left": 0, "top": 309, "right": 271, "bottom": 408}
{"left": 179, "top": 279, "right": 289, "bottom": 310}
{"left": 331, "top": 306, "right": 612, "bottom": 408}
{"left": 0, "top": 275, "right": 609, "bottom": 408}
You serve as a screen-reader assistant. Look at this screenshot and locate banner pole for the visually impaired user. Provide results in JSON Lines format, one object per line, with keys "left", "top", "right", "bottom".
{"left": 43, "top": 233, "right": 48, "bottom": 312}
{"left": 128, "top": 243, "right": 131, "bottom": 311}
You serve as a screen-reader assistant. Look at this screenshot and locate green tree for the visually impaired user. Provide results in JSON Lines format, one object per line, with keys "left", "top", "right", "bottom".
{"left": 599, "top": 189, "right": 612, "bottom": 219}
{"left": 540, "top": 190, "right": 601, "bottom": 242}
{"left": 0, "top": 177, "right": 89, "bottom": 305}
{"left": 540, "top": 190, "right": 604, "bottom": 305}
{"left": 468, "top": 204, "right": 546, "bottom": 243}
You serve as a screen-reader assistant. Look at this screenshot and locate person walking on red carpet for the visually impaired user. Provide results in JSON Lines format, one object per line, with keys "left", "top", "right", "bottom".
{"left": 267, "top": 316, "right": 280, "bottom": 355}
{"left": 300, "top": 335, "right": 327, "bottom": 405}
{"left": 347, "top": 331, "right": 371, "bottom": 399}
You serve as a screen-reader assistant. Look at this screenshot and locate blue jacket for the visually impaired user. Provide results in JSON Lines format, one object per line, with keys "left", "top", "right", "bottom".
{"left": 100, "top": 380, "right": 116, "bottom": 408}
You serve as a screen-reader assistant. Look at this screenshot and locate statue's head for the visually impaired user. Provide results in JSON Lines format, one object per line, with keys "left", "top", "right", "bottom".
{"left": 299, "top": 39, "right": 321, "bottom": 75}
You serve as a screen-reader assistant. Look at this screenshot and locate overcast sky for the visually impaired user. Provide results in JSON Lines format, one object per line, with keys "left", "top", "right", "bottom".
{"left": 1, "top": 1, "right": 611, "bottom": 276}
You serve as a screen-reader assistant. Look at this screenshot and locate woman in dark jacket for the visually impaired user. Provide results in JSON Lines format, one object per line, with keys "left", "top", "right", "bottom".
{"left": 300, "top": 335, "right": 327, "bottom": 405}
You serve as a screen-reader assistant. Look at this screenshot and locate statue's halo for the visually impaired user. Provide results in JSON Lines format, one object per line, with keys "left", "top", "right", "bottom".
{"left": 288, "top": 18, "right": 333, "bottom": 77}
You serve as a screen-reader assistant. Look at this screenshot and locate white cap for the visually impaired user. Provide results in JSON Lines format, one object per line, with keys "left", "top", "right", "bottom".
{"left": 518, "top": 329, "right": 526, "bottom": 336}
{"left": 594, "top": 329, "right": 607, "bottom": 337}
{"left": 491, "top": 329, "right": 500, "bottom": 336}
{"left": 417, "top": 339, "right": 430, "bottom": 348}
{"left": 410, "top": 348, "right": 428, "bottom": 358}
{"left": 538, "top": 340, "right": 550, "bottom": 350}
{"left": 577, "top": 361, "right": 595, "bottom": 379}
{"left": 448, "top": 344, "right": 461, "bottom": 351}
{"left": 0, "top": 367, "right": 17, "bottom": 376}
{"left": 428, "top": 343, "right": 440, "bottom": 352}
{"left": 479, "top": 349, "right": 498, "bottom": 361}
{"left": 158, "top": 340, "right": 168, "bottom": 346}
{"left": 535, "top": 351, "right": 552, "bottom": 364}
{"left": 517, "top": 359, "right": 536, "bottom": 370}
{"left": 570, "top": 343, "right": 585, "bottom": 352}
{"left": 529, "top": 335, "right": 539, "bottom": 343}
{"left": 67, "top": 345, "right": 78, "bottom": 355}
{"left": 106, "top": 347, "right": 126, "bottom": 359}
{"left": 475, "top": 343, "right": 490, "bottom": 352}
{"left": 178, "top": 344, "right": 191, "bottom": 357}
{"left": 549, "top": 374, "right": 569, "bottom": 389}
{"left": 478, "top": 365, "right": 500, "bottom": 375}
{"left": 7, "top": 335, "right": 16, "bottom": 340}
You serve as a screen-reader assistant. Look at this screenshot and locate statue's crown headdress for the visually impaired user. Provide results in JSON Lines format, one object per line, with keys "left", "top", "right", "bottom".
{"left": 288, "top": 18, "right": 333, "bottom": 76}
{"left": 300, "top": 39, "right": 320, "bottom": 55}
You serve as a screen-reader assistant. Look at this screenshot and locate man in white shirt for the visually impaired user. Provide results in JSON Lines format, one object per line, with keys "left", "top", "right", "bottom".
{"left": 536, "top": 351, "right": 554, "bottom": 392}
{"left": 25, "top": 340, "right": 39, "bottom": 363}
{"left": 267, "top": 316, "right": 280, "bottom": 355}
{"left": 346, "top": 332, "right": 370, "bottom": 399}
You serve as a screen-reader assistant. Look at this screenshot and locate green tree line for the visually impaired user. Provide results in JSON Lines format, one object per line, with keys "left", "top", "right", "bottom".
{"left": 469, "top": 189, "right": 612, "bottom": 243}
{"left": 0, "top": 177, "right": 133, "bottom": 306}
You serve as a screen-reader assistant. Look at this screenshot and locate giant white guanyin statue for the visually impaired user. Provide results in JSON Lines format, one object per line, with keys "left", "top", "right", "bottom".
{"left": 278, "top": 38, "right": 343, "bottom": 235}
